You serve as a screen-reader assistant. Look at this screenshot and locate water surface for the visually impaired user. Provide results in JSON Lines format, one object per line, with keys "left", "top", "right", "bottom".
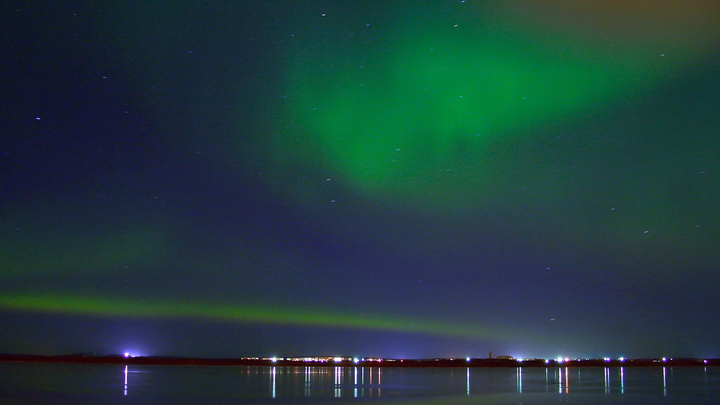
{"left": 2, "top": 363, "right": 719, "bottom": 404}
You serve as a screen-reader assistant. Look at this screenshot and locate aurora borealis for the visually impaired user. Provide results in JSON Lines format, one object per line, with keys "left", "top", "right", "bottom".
{"left": 280, "top": 2, "right": 701, "bottom": 202}
{"left": 3, "top": 1, "right": 720, "bottom": 359}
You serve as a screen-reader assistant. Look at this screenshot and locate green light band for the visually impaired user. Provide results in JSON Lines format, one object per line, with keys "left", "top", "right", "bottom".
{"left": 0, "top": 293, "right": 512, "bottom": 341}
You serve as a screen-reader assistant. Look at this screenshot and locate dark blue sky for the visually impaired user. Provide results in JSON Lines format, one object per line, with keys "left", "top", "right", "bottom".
{"left": 2, "top": 1, "right": 720, "bottom": 360}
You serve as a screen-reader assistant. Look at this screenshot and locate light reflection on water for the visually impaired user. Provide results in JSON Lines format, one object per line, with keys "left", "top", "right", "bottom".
{"left": 1, "top": 363, "right": 720, "bottom": 404}
{"left": 256, "top": 365, "right": 387, "bottom": 398}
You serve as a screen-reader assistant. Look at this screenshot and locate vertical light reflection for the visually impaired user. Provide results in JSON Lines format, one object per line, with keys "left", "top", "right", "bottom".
{"left": 466, "top": 367, "right": 470, "bottom": 395}
{"left": 620, "top": 367, "right": 625, "bottom": 394}
{"left": 354, "top": 367, "right": 359, "bottom": 398}
{"left": 545, "top": 368, "right": 549, "bottom": 393}
{"left": 663, "top": 367, "right": 667, "bottom": 397}
{"left": 564, "top": 367, "right": 569, "bottom": 394}
{"left": 334, "top": 367, "right": 342, "bottom": 397}
{"left": 361, "top": 367, "right": 366, "bottom": 397}
{"left": 378, "top": 367, "right": 382, "bottom": 397}
{"left": 558, "top": 368, "right": 563, "bottom": 394}
{"left": 305, "top": 367, "right": 311, "bottom": 397}
{"left": 516, "top": 367, "right": 523, "bottom": 393}
{"left": 271, "top": 367, "right": 276, "bottom": 398}
{"left": 369, "top": 367, "right": 373, "bottom": 397}
{"left": 123, "top": 365, "right": 128, "bottom": 396}
{"left": 604, "top": 367, "right": 610, "bottom": 394}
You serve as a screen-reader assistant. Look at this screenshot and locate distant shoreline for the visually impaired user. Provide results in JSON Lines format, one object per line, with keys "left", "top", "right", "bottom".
{"left": 1, "top": 354, "right": 717, "bottom": 368}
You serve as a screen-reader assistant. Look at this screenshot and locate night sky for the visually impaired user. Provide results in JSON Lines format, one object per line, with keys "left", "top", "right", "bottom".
{"left": 3, "top": 1, "right": 720, "bottom": 360}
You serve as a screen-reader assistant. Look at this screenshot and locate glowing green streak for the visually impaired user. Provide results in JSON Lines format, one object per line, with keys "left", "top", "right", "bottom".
{"left": 0, "top": 293, "right": 509, "bottom": 341}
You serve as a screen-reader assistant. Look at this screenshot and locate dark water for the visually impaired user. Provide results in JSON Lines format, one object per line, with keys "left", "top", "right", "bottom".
{"left": 2, "top": 363, "right": 719, "bottom": 404}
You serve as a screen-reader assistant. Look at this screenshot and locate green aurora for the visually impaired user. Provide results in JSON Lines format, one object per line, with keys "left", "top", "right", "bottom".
{"left": 0, "top": 294, "right": 513, "bottom": 342}
{"left": 275, "top": 4, "right": 713, "bottom": 210}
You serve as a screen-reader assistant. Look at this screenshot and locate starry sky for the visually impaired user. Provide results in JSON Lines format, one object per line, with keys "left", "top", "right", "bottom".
{"left": 3, "top": 0, "right": 720, "bottom": 360}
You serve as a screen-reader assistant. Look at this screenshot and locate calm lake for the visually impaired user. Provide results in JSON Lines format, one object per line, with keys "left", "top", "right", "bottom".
{"left": 1, "top": 363, "right": 719, "bottom": 404}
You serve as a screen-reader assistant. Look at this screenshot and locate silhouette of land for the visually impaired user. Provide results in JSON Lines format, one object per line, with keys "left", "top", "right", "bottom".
{"left": 1, "top": 353, "right": 717, "bottom": 368}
